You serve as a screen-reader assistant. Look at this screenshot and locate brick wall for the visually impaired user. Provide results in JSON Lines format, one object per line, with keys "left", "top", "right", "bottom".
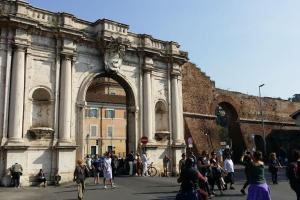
{"left": 182, "top": 62, "right": 300, "bottom": 157}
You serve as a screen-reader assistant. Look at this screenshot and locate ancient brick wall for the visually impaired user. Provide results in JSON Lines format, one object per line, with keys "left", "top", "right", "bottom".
{"left": 182, "top": 62, "right": 300, "bottom": 157}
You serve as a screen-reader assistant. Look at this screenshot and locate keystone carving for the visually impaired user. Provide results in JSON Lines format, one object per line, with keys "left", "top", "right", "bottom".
{"left": 104, "top": 37, "right": 130, "bottom": 73}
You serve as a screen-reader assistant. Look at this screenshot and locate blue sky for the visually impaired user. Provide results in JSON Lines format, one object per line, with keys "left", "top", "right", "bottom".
{"left": 27, "top": 0, "right": 300, "bottom": 99}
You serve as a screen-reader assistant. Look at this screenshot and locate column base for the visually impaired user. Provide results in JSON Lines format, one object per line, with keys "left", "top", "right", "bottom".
{"left": 172, "top": 139, "right": 185, "bottom": 146}
{"left": 58, "top": 139, "right": 73, "bottom": 146}
{"left": 6, "top": 138, "right": 25, "bottom": 146}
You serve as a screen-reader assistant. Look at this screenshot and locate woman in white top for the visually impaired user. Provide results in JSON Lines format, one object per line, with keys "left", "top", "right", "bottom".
{"left": 103, "top": 152, "right": 116, "bottom": 189}
{"left": 224, "top": 154, "right": 235, "bottom": 190}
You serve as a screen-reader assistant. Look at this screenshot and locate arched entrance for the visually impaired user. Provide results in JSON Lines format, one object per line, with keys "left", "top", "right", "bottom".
{"left": 215, "top": 102, "right": 245, "bottom": 162}
{"left": 76, "top": 72, "right": 137, "bottom": 160}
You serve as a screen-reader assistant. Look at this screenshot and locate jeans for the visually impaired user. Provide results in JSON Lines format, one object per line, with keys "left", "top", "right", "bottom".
{"left": 142, "top": 163, "right": 148, "bottom": 176}
{"left": 12, "top": 172, "right": 21, "bottom": 187}
{"left": 77, "top": 181, "right": 85, "bottom": 200}
{"left": 129, "top": 161, "right": 134, "bottom": 176}
{"left": 271, "top": 171, "right": 278, "bottom": 183}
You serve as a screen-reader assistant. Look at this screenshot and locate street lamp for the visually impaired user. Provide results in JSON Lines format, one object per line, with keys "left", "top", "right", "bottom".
{"left": 86, "top": 134, "right": 90, "bottom": 156}
{"left": 258, "top": 84, "right": 266, "bottom": 155}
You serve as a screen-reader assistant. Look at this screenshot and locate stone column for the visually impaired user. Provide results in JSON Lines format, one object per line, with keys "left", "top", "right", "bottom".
{"left": 143, "top": 57, "right": 154, "bottom": 143}
{"left": 171, "top": 64, "right": 183, "bottom": 144}
{"left": 59, "top": 54, "right": 72, "bottom": 143}
{"left": 8, "top": 45, "right": 26, "bottom": 143}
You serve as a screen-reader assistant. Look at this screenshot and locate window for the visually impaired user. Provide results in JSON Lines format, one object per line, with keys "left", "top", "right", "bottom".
{"left": 109, "top": 90, "right": 116, "bottom": 95}
{"left": 107, "top": 146, "right": 113, "bottom": 153}
{"left": 91, "top": 146, "right": 97, "bottom": 155}
{"left": 105, "top": 109, "right": 115, "bottom": 118}
{"left": 90, "top": 125, "right": 98, "bottom": 137}
{"left": 107, "top": 125, "right": 113, "bottom": 137}
{"left": 85, "top": 108, "right": 98, "bottom": 118}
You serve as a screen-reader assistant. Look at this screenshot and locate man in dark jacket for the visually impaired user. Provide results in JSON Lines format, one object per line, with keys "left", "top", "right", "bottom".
{"left": 74, "top": 159, "right": 89, "bottom": 200}
{"left": 177, "top": 158, "right": 205, "bottom": 200}
{"left": 287, "top": 150, "right": 300, "bottom": 200}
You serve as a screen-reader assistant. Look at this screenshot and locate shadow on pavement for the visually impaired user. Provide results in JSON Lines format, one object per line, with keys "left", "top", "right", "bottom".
{"left": 150, "top": 195, "right": 175, "bottom": 200}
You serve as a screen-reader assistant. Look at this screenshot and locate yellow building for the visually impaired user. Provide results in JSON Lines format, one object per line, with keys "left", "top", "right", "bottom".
{"left": 83, "top": 77, "right": 127, "bottom": 157}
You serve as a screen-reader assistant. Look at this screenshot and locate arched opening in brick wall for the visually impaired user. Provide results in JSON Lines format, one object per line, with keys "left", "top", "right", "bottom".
{"left": 254, "top": 135, "right": 264, "bottom": 153}
{"left": 216, "top": 102, "right": 246, "bottom": 162}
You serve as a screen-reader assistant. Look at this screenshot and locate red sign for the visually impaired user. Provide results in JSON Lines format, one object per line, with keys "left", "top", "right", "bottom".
{"left": 141, "top": 136, "right": 148, "bottom": 144}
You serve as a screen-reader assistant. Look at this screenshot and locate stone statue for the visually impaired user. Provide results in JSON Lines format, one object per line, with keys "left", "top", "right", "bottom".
{"left": 104, "top": 38, "right": 127, "bottom": 73}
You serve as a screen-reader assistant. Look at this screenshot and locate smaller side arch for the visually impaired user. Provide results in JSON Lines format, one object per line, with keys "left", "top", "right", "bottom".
{"left": 154, "top": 99, "right": 169, "bottom": 133}
{"left": 28, "top": 86, "right": 54, "bottom": 101}
{"left": 30, "top": 86, "right": 54, "bottom": 128}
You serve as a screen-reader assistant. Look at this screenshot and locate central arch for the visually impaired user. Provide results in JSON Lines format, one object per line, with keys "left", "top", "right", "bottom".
{"left": 76, "top": 71, "right": 138, "bottom": 159}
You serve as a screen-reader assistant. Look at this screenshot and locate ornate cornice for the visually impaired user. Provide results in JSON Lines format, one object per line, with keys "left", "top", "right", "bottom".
{"left": 0, "top": 0, "right": 188, "bottom": 61}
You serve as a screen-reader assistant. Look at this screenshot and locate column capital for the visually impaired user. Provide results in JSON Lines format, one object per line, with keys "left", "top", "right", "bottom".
{"left": 143, "top": 56, "right": 154, "bottom": 72}
{"left": 12, "top": 44, "right": 28, "bottom": 52}
{"left": 128, "top": 106, "right": 139, "bottom": 113}
{"left": 60, "top": 52, "right": 75, "bottom": 61}
{"left": 171, "top": 62, "right": 181, "bottom": 77}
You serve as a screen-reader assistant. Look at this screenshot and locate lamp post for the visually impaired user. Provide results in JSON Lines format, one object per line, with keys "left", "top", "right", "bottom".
{"left": 110, "top": 115, "right": 114, "bottom": 153}
{"left": 258, "top": 84, "right": 266, "bottom": 155}
{"left": 86, "top": 134, "right": 90, "bottom": 156}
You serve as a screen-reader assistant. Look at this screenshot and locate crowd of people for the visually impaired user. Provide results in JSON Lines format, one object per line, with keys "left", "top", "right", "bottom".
{"left": 5, "top": 148, "right": 300, "bottom": 200}
{"left": 176, "top": 149, "right": 300, "bottom": 200}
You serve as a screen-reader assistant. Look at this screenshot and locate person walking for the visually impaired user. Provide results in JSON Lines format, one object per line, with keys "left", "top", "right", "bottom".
{"left": 188, "top": 151, "right": 197, "bottom": 170}
{"left": 210, "top": 158, "right": 224, "bottom": 195}
{"left": 73, "top": 159, "right": 89, "bottom": 200}
{"left": 85, "top": 155, "right": 92, "bottom": 171}
{"left": 163, "top": 154, "right": 170, "bottom": 177}
{"left": 91, "top": 155, "right": 101, "bottom": 184}
{"left": 286, "top": 149, "right": 300, "bottom": 200}
{"left": 141, "top": 152, "right": 148, "bottom": 176}
{"left": 11, "top": 163, "right": 23, "bottom": 188}
{"left": 268, "top": 152, "right": 282, "bottom": 184}
{"left": 111, "top": 154, "right": 117, "bottom": 179}
{"left": 198, "top": 151, "right": 213, "bottom": 198}
{"left": 240, "top": 151, "right": 252, "bottom": 195}
{"left": 178, "top": 153, "right": 186, "bottom": 175}
{"left": 176, "top": 158, "right": 202, "bottom": 200}
{"left": 246, "top": 151, "right": 271, "bottom": 200}
{"left": 136, "top": 153, "right": 142, "bottom": 176}
{"left": 127, "top": 151, "right": 135, "bottom": 176}
{"left": 103, "top": 152, "right": 115, "bottom": 189}
{"left": 224, "top": 154, "right": 235, "bottom": 190}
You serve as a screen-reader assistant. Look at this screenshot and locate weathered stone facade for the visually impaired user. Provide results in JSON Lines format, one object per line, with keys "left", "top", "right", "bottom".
{"left": 0, "top": 0, "right": 187, "bottom": 185}
{"left": 182, "top": 63, "right": 300, "bottom": 161}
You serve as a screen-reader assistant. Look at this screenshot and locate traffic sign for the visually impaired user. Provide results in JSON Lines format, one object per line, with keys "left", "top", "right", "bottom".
{"left": 141, "top": 136, "right": 148, "bottom": 144}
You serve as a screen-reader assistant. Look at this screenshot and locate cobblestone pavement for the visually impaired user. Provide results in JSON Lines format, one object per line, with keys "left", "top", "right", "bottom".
{"left": 0, "top": 168, "right": 297, "bottom": 200}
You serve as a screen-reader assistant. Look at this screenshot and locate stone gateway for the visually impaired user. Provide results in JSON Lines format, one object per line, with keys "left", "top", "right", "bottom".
{"left": 0, "top": 1, "right": 187, "bottom": 185}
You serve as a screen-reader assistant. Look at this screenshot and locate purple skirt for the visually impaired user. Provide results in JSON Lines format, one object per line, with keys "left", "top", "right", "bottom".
{"left": 247, "top": 183, "right": 271, "bottom": 200}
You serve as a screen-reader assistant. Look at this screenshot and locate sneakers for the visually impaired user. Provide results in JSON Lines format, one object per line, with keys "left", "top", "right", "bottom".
{"left": 111, "top": 184, "right": 116, "bottom": 189}
{"left": 104, "top": 185, "right": 107, "bottom": 189}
